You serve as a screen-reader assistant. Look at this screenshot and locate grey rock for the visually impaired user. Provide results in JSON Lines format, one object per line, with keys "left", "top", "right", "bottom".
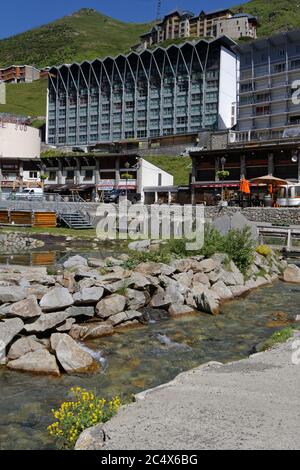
{"left": 230, "top": 285, "right": 250, "bottom": 297}
{"left": 126, "top": 289, "right": 149, "bottom": 310}
{"left": 73, "top": 287, "right": 104, "bottom": 305}
{"left": 127, "top": 273, "right": 151, "bottom": 289}
{"left": 211, "top": 280, "right": 233, "bottom": 301}
{"left": 135, "top": 262, "right": 161, "bottom": 276}
{"left": 159, "top": 263, "right": 176, "bottom": 276}
{"left": 40, "top": 287, "right": 74, "bottom": 312}
{"left": 69, "top": 322, "right": 114, "bottom": 340}
{"left": 198, "top": 258, "right": 217, "bottom": 273}
{"left": 5, "top": 296, "right": 41, "bottom": 319}
{"left": 24, "top": 311, "right": 72, "bottom": 333}
{"left": 164, "top": 285, "right": 185, "bottom": 305}
{"left": 0, "top": 286, "right": 27, "bottom": 303}
{"left": 65, "top": 306, "right": 95, "bottom": 318}
{"left": 195, "top": 291, "right": 220, "bottom": 315}
{"left": 64, "top": 255, "right": 88, "bottom": 269}
{"left": 170, "top": 259, "right": 191, "bottom": 273}
{"left": 7, "top": 335, "right": 46, "bottom": 360}
{"left": 173, "top": 271, "right": 193, "bottom": 288}
{"left": 87, "top": 258, "right": 107, "bottom": 269}
{"left": 149, "top": 292, "right": 172, "bottom": 309}
{"left": 75, "top": 424, "right": 106, "bottom": 450}
{"left": 109, "top": 310, "right": 143, "bottom": 327}
{"left": 0, "top": 318, "right": 24, "bottom": 347}
{"left": 96, "top": 294, "right": 127, "bottom": 319}
{"left": 193, "top": 272, "right": 210, "bottom": 286}
{"left": 26, "top": 284, "right": 49, "bottom": 300}
{"left": 283, "top": 265, "right": 300, "bottom": 284}
{"left": 169, "top": 304, "right": 195, "bottom": 316}
{"left": 7, "top": 349, "right": 60, "bottom": 376}
{"left": 50, "top": 333, "right": 96, "bottom": 374}
{"left": 128, "top": 239, "right": 151, "bottom": 251}
{"left": 56, "top": 318, "right": 76, "bottom": 332}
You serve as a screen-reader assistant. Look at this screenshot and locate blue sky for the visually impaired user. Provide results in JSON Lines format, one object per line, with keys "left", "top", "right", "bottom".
{"left": 0, "top": 0, "right": 244, "bottom": 39}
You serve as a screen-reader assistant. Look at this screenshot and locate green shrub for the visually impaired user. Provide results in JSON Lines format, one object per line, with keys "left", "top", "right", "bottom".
{"left": 200, "top": 224, "right": 224, "bottom": 258}
{"left": 261, "top": 327, "right": 293, "bottom": 351}
{"left": 222, "top": 227, "right": 255, "bottom": 274}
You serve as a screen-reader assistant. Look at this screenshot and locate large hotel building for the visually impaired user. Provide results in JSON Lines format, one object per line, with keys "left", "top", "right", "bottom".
{"left": 46, "top": 36, "right": 237, "bottom": 147}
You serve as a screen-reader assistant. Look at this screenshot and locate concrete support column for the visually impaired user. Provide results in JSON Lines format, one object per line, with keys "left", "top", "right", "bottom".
{"left": 191, "top": 156, "right": 196, "bottom": 205}
{"left": 19, "top": 160, "right": 24, "bottom": 191}
{"left": 168, "top": 191, "right": 172, "bottom": 204}
{"left": 57, "top": 160, "right": 63, "bottom": 185}
{"left": 215, "top": 156, "right": 220, "bottom": 181}
{"left": 268, "top": 152, "right": 274, "bottom": 176}
{"left": 298, "top": 154, "right": 300, "bottom": 182}
{"left": 240, "top": 154, "right": 246, "bottom": 179}
{"left": 94, "top": 159, "right": 100, "bottom": 185}
{"left": 75, "top": 159, "right": 81, "bottom": 185}
{"left": 154, "top": 191, "right": 158, "bottom": 203}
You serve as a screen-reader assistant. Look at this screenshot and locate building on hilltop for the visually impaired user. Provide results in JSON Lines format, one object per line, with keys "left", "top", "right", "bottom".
{"left": 46, "top": 36, "right": 238, "bottom": 148}
{"left": 140, "top": 9, "right": 258, "bottom": 49}
{"left": 0, "top": 65, "right": 41, "bottom": 84}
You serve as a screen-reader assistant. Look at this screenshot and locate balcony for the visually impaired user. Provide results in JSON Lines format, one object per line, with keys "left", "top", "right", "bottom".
{"left": 228, "top": 125, "right": 300, "bottom": 146}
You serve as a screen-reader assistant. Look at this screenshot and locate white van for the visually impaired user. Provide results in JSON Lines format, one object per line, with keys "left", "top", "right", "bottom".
{"left": 12, "top": 188, "right": 44, "bottom": 200}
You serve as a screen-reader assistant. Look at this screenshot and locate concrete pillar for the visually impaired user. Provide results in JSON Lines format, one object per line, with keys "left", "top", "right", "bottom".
{"left": 268, "top": 152, "right": 274, "bottom": 175}
{"left": 240, "top": 154, "right": 246, "bottom": 179}
{"left": 57, "top": 160, "right": 63, "bottom": 185}
{"left": 75, "top": 159, "right": 81, "bottom": 185}
{"left": 215, "top": 156, "right": 220, "bottom": 181}
{"left": 168, "top": 191, "right": 172, "bottom": 204}
{"left": 154, "top": 191, "right": 158, "bottom": 203}
{"left": 94, "top": 159, "right": 100, "bottom": 185}
{"left": 298, "top": 154, "right": 300, "bottom": 182}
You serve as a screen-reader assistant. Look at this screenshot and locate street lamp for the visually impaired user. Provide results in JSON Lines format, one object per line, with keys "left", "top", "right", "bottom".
{"left": 220, "top": 156, "right": 226, "bottom": 204}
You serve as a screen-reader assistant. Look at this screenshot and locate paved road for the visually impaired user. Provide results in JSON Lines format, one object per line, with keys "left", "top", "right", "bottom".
{"left": 77, "top": 333, "right": 300, "bottom": 450}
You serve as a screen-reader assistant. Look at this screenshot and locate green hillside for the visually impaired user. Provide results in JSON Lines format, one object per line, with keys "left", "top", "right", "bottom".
{"left": 0, "top": 78, "right": 47, "bottom": 117}
{"left": 0, "top": 8, "right": 152, "bottom": 68}
{"left": 233, "top": 0, "right": 300, "bottom": 37}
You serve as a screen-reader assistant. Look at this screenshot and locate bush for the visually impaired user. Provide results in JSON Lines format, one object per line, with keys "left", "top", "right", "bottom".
{"left": 256, "top": 245, "right": 272, "bottom": 257}
{"left": 261, "top": 327, "right": 293, "bottom": 351}
{"left": 48, "top": 387, "right": 122, "bottom": 449}
{"left": 222, "top": 227, "right": 255, "bottom": 274}
{"left": 200, "top": 224, "right": 224, "bottom": 258}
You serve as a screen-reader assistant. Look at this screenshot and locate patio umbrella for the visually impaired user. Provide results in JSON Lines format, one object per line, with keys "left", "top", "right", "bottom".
{"left": 240, "top": 177, "right": 251, "bottom": 194}
{"left": 249, "top": 175, "right": 288, "bottom": 186}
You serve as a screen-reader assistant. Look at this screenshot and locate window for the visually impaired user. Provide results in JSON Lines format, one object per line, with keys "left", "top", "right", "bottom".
{"left": 158, "top": 173, "right": 162, "bottom": 186}
{"left": 84, "top": 170, "right": 93, "bottom": 180}
{"left": 273, "top": 63, "right": 285, "bottom": 73}
{"left": 29, "top": 171, "right": 38, "bottom": 179}
{"left": 66, "top": 170, "right": 74, "bottom": 180}
{"left": 48, "top": 172, "right": 56, "bottom": 181}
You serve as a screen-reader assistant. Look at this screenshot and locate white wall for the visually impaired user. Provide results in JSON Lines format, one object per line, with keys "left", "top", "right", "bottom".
{"left": 218, "top": 47, "right": 238, "bottom": 129}
{"left": 0, "top": 122, "right": 41, "bottom": 159}
{"left": 139, "top": 159, "right": 174, "bottom": 202}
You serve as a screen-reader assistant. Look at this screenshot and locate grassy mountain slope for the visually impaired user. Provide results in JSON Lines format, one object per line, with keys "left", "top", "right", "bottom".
{"left": 233, "top": 0, "right": 300, "bottom": 37}
{"left": 0, "top": 8, "right": 152, "bottom": 68}
{"left": 0, "top": 79, "right": 47, "bottom": 117}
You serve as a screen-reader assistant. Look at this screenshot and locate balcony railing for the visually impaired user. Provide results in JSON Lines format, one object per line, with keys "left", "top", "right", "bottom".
{"left": 228, "top": 125, "right": 300, "bottom": 145}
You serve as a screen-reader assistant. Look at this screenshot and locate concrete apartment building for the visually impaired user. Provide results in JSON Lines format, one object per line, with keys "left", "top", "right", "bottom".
{"left": 190, "top": 29, "right": 300, "bottom": 203}
{"left": 0, "top": 65, "right": 41, "bottom": 83}
{"left": 46, "top": 36, "right": 237, "bottom": 147}
{"left": 140, "top": 9, "right": 257, "bottom": 49}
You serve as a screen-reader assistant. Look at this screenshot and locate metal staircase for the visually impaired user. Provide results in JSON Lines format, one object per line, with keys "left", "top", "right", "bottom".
{"left": 58, "top": 211, "right": 93, "bottom": 229}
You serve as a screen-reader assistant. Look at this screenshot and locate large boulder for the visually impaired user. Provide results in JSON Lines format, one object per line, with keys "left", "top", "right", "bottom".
{"left": 40, "top": 287, "right": 74, "bottom": 312}
{"left": 50, "top": 333, "right": 96, "bottom": 374}
{"left": 56, "top": 318, "right": 76, "bottom": 332}
{"left": 128, "top": 239, "right": 151, "bottom": 251}
{"left": 69, "top": 322, "right": 114, "bottom": 340}
{"left": 108, "top": 310, "right": 143, "bottom": 327}
{"left": 75, "top": 424, "right": 106, "bottom": 450}
{"left": 24, "top": 311, "right": 72, "bottom": 333}
{"left": 194, "top": 291, "right": 220, "bottom": 315}
{"left": 7, "top": 335, "right": 46, "bottom": 360}
{"left": 198, "top": 258, "right": 217, "bottom": 273}
{"left": 164, "top": 285, "right": 185, "bottom": 305}
{"left": 0, "top": 318, "right": 24, "bottom": 347}
{"left": 0, "top": 286, "right": 27, "bottom": 303}
{"left": 63, "top": 255, "right": 88, "bottom": 269}
{"left": 173, "top": 271, "right": 193, "bottom": 288}
{"left": 73, "top": 287, "right": 104, "bottom": 305}
{"left": 193, "top": 272, "right": 210, "bottom": 286}
{"left": 5, "top": 296, "right": 41, "bottom": 319}
{"left": 170, "top": 259, "right": 191, "bottom": 273}
{"left": 96, "top": 294, "right": 127, "bottom": 319}
{"left": 126, "top": 289, "right": 149, "bottom": 310}
{"left": 149, "top": 291, "right": 172, "bottom": 309}
{"left": 211, "top": 280, "right": 233, "bottom": 301}
{"left": 135, "top": 262, "right": 161, "bottom": 276}
{"left": 282, "top": 264, "right": 300, "bottom": 284}
{"left": 168, "top": 304, "right": 195, "bottom": 317}
{"left": 7, "top": 349, "right": 60, "bottom": 376}
{"left": 64, "top": 306, "right": 95, "bottom": 318}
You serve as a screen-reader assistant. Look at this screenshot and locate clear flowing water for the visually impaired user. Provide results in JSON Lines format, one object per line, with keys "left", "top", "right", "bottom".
{"left": 0, "top": 281, "right": 299, "bottom": 450}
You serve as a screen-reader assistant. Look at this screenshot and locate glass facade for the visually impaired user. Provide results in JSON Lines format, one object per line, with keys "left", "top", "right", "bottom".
{"left": 47, "top": 39, "right": 233, "bottom": 146}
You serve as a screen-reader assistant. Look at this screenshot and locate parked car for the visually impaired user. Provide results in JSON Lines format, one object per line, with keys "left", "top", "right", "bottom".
{"left": 10, "top": 188, "right": 44, "bottom": 200}
{"left": 103, "top": 189, "right": 141, "bottom": 204}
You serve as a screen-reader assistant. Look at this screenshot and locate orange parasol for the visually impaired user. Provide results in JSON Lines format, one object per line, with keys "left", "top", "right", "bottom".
{"left": 240, "top": 177, "right": 251, "bottom": 194}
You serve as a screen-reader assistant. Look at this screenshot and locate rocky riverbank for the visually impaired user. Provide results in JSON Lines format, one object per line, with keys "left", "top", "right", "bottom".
{"left": 0, "top": 249, "right": 297, "bottom": 376}
{"left": 0, "top": 232, "right": 44, "bottom": 253}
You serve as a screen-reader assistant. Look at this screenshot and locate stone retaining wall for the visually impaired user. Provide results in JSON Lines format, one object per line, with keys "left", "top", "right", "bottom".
{"left": 204, "top": 207, "right": 300, "bottom": 225}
